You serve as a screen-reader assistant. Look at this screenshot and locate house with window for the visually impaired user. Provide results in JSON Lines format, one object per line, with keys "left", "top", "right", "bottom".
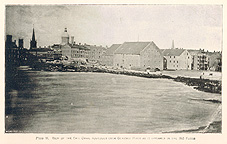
{"left": 188, "top": 49, "right": 209, "bottom": 70}
{"left": 113, "top": 41, "right": 163, "bottom": 71}
{"left": 162, "top": 48, "right": 192, "bottom": 70}
{"left": 85, "top": 45, "right": 107, "bottom": 63}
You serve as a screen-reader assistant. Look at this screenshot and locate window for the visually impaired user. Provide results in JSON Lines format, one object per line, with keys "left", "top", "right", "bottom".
{"left": 173, "top": 61, "right": 175, "bottom": 63}
{"left": 177, "top": 61, "right": 178, "bottom": 63}
{"left": 174, "top": 56, "right": 175, "bottom": 58}
{"left": 170, "top": 56, "right": 171, "bottom": 58}
{"left": 170, "top": 60, "right": 171, "bottom": 63}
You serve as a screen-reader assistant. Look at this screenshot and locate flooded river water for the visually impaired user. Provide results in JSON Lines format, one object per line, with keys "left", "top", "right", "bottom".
{"left": 5, "top": 70, "right": 221, "bottom": 133}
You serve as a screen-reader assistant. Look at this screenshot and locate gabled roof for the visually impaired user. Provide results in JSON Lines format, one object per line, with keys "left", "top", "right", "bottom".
{"left": 162, "top": 48, "right": 185, "bottom": 56}
{"left": 104, "top": 44, "right": 121, "bottom": 55}
{"left": 187, "top": 49, "right": 202, "bottom": 55}
{"left": 85, "top": 45, "right": 106, "bottom": 50}
{"left": 114, "top": 42, "right": 151, "bottom": 55}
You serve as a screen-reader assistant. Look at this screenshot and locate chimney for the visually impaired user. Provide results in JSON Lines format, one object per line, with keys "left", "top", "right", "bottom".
{"left": 71, "top": 36, "right": 74, "bottom": 45}
{"left": 6, "top": 35, "right": 12, "bottom": 43}
{"left": 19, "top": 39, "right": 24, "bottom": 48}
{"left": 5, "top": 35, "right": 13, "bottom": 48}
{"left": 171, "top": 40, "right": 174, "bottom": 49}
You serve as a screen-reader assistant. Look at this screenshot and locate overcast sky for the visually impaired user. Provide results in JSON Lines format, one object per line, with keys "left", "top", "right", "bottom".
{"left": 5, "top": 5, "right": 222, "bottom": 51}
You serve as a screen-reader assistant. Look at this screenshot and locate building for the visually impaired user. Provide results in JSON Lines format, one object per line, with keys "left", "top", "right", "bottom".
{"left": 188, "top": 49, "right": 209, "bottom": 70}
{"left": 113, "top": 42, "right": 163, "bottom": 71}
{"left": 5, "top": 35, "right": 29, "bottom": 66}
{"left": 101, "top": 44, "right": 121, "bottom": 66}
{"left": 162, "top": 48, "right": 192, "bottom": 70}
{"left": 85, "top": 45, "right": 106, "bottom": 63}
{"left": 71, "top": 44, "right": 90, "bottom": 59}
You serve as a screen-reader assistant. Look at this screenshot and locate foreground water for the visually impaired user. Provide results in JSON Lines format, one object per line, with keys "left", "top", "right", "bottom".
{"left": 5, "top": 70, "right": 221, "bottom": 133}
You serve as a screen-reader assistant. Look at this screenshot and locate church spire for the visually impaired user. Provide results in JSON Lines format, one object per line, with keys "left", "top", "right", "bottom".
{"left": 32, "top": 27, "right": 35, "bottom": 41}
{"left": 30, "top": 25, "right": 37, "bottom": 49}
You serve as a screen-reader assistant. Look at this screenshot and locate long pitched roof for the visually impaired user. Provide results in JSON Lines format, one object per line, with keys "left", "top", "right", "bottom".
{"left": 104, "top": 44, "right": 121, "bottom": 55}
{"left": 85, "top": 45, "right": 106, "bottom": 50}
{"left": 114, "top": 42, "right": 152, "bottom": 55}
{"left": 187, "top": 49, "right": 202, "bottom": 55}
{"left": 162, "top": 49, "right": 185, "bottom": 56}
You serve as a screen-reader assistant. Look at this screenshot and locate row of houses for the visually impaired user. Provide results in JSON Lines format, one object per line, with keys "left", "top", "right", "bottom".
{"left": 101, "top": 42, "right": 222, "bottom": 71}
{"left": 9, "top": 27, "right": 220, "bottom": 72}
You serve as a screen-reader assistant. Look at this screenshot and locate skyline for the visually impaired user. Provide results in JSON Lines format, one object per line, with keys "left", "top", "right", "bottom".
{"left": 5, "top": 5, "right": 222, "bottom": 51}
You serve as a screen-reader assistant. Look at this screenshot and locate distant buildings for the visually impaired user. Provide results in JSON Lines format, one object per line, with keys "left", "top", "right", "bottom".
{"left": 56, "top": 28, "right": 106, "bottom": 62}
{"left": 188, "top": 49, "right": 222, "bottom": 71}
{"left": 113, "top": 42, "right": 163, "bottom": 71}
{"left": 5, "top": 26, "right": 222, "bottom": 72}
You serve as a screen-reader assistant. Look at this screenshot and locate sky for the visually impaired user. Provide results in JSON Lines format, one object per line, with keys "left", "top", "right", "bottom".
{"left": 5, "top": 5, "right": 223, "bottom": 51}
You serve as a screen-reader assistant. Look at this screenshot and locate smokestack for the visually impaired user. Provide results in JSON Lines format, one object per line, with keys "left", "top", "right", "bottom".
{"left": 19, "top": 39, "right": 24, "bottom": 48}
{"left": 171, "top": 40, "right": 174, "bottom": 49}
{"left": 71, "top": 36, "right": 74, "bottom": 45}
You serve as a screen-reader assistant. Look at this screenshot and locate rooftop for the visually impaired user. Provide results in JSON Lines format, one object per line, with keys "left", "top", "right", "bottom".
{"left": 104, "top": 44, "right": 121, "bottom": 55}
{"left": 114, "top": 42, "right": 152, "bottom": 55}
{"left": 162, "top": 48, "right": 185, "bottom": 56}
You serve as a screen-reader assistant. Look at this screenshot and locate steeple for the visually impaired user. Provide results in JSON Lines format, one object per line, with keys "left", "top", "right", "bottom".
{"left": 171, "top": 40, "right": 174, "bottom": 49}
{"left": 30, "top": 25, "right": 37, "bottom": 49}
{"left": 32, "top": 27, "right": 35, "bottom": 41}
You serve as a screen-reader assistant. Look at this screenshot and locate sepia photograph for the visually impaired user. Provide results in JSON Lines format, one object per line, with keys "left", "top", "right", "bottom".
{"left": 4, "top": 4, "right": 222, "bottom": 134}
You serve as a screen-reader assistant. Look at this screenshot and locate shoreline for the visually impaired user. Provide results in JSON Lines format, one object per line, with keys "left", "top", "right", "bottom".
{"left": 28, "top": 63, "right": 222, "bottom": 94}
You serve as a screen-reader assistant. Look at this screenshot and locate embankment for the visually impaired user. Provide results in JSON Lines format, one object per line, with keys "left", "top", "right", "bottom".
{"left": 31, "top": 63, "right": 222, "bottom": 94}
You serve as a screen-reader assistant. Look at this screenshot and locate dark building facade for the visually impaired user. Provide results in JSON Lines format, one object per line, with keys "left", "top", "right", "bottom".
{"left": 5, "top": 35, "right": 29, "bottom": 66}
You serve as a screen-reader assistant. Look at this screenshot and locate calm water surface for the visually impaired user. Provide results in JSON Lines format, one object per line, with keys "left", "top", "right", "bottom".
{"left": 5, "top": 70, "right": 221, "bottom": 133}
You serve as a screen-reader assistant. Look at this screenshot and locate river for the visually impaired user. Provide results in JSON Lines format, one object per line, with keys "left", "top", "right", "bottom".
{"left": 5, "top": 69, "right": 221, "bottom": 133}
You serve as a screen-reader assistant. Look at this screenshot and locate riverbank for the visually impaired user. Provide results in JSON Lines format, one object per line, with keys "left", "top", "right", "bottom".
{"left": 30, "top": 63, "right": 222, "bottom": 94}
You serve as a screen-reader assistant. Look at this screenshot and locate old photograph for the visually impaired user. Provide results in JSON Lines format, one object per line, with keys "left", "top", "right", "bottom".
{"left": 5, "top": 4, "right": 222, "bottom": 133}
